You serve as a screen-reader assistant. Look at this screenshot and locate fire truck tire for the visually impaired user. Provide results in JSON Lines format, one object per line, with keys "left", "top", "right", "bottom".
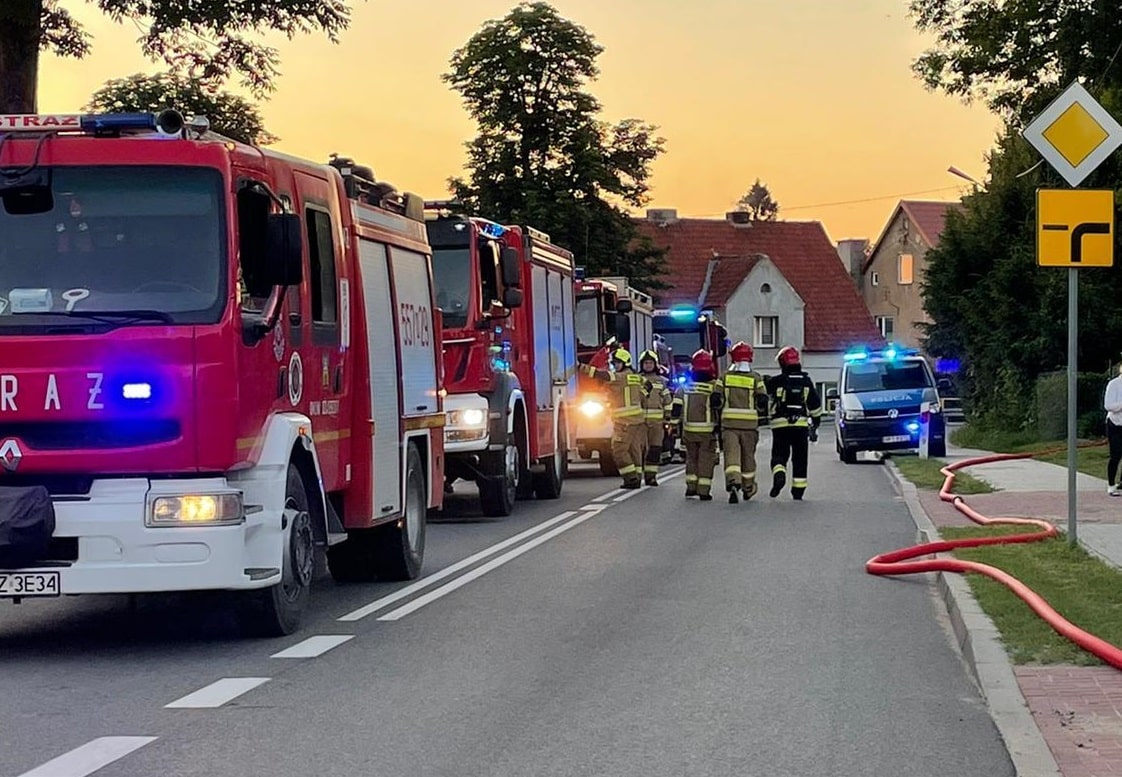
{"left": 241, "top": 463, "right": 314, "bottom": 637}
{"left": 327, "top": 445, "right": 427, "bottom": 582}
{"left": 533, "top": 413, "right": 567, "bottom": 499}
{"left": 371, "top": 443, "right": 427, "bottom": 580}
{"left": 479, "top": 443, "right": 519, "bottom": 517}
{"left": 598, "top": 449, "right": 619, "bottom": 477}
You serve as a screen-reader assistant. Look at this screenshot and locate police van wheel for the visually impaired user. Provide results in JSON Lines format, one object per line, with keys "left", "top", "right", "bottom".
{"left": 928, "top": 439, "right": 947, "bottom": 458}
{"left": 242, "top": 463, "right": 314, "bottom": 637}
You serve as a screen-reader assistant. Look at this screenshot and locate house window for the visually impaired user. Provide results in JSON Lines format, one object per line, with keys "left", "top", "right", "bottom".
{"left": 876, "top": 316, "right": 894, "bottom": 340}
{"left": 760, "top": 283, "right": 772, "bottom": 294}
{"left": 754, "top": 315, "right": 778, "bottom": 348}
{"left": 898, "top": 253, "right": 914, "bottom": 285}
{"left": 871, "top": 272, "right": 879, "bottom": 286}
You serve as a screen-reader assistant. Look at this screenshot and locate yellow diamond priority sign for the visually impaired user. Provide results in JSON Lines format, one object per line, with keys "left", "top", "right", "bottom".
{"left": 1036, "top": 189, "right": 1114, "bottom": 268}
{"left": 1023, "top": 81, "right": 1122, "bottom": 187}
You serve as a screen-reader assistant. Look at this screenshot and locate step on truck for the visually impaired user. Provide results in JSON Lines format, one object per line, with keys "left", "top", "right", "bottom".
{"left": 0, "top": 110, "right": 445, "bottom": 636}
{"left": 424, "top": 204, "right": 577, "bottom": 516}
{"left": 572, "top": 273, "right": 655, "bottom": 475}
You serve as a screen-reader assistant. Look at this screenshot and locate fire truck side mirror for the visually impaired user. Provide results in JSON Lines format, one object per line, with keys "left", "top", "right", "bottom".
{"left": 616, "top": 298, "right": 633, "bottom": 314}
{"left": 500, "top": 246, "right": 521, "bottom": 288}
{"left": 502, "top": 288, "right": 523, "bottom": 309}
{"left": 265, "top": 213, "right": 304, "bottom": 286}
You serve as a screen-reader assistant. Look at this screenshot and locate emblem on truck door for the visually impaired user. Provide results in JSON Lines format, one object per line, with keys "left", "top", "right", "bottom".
{"left": 0, "top": 439, "right": 22, "bottom": 472}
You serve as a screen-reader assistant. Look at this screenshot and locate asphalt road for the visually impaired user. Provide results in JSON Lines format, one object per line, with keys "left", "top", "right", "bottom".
{"left": 1, "top": 430, "right": 1014, "bottom": 777}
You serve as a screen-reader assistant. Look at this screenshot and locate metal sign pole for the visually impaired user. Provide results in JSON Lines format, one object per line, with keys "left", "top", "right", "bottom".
{"left": 1068, "top": 266, "right": 1078, "bottom": 545}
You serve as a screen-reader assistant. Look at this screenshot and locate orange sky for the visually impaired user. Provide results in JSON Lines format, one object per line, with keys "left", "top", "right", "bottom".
{"left": 39, "top": 0, "right": 1002, "bottom": 245}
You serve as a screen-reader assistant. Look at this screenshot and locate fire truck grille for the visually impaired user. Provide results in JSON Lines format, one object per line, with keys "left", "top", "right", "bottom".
{"left": 0, "top": 474, "right": 94, "bottom": 496}
{"left": 3, "top": 420, "right": 182, "bottom": 450}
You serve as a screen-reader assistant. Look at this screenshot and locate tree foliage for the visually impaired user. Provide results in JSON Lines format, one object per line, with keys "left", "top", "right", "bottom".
{"left": 734, "top": 179, "right": 780, "bottom": 221}
{"left": 86, "top": 72, "right": 278, "bottom": 146}
{"left": 443, "top": 1, "right": 668, "bottom": 291}
{"left": 1, "top": 0, "right": 352, "bottom": 113}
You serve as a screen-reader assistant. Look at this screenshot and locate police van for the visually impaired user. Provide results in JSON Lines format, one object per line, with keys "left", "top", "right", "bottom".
{"left": 827, "top": 346, "right": 947, "bottom": 463}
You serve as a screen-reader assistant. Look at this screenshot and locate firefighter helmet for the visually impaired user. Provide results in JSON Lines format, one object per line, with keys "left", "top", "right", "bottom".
{"left": 611, "top": 348, "right": 632, "bottom": 367}
{"left": 730, "top": 341, "right": 754, "bottom": 363}
{"left": 777, "top": 346, "right": 801, "bottom": 367}
{"left": 638, "top": 349, "right": 659, "bottom": 368}
{"left": 690, "top": 349, "right": 715, "bottom": 374}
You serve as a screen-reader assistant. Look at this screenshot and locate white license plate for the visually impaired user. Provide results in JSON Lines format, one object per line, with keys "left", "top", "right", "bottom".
{"left": 883, "top": 435, "right": 911, "bottom": 444}
{"left": 0, "top": 571, "right": 61, "bottom": 598}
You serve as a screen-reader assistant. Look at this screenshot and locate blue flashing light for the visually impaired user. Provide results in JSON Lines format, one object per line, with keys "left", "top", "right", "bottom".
{"left": 936, "top": 358, "right": 961, "bottom": 373}
{"left": 491, "top": 357, "right": 511, "bottom": 371}
{"left": 80, "top": 113, "right": 157, "bottom": 133}
{"left": 676, "top": 375, "right": 688, "bottom": 384}
{"left": 122, "top": 382, "right": 152, "bottom": 400}
{"left": 480, "top": 222, "right": 506, "bottom": 239}
{"left": 843, "top": 350, "right": 868, "bottom": 362}
{"left": 669, "top": 306, "right": 697, "bottom": 320}
{"left": 906, "top": 421, "right": 920, "bottom": 433}
{"left": 574, "top": 267, "right": 587, "bottom": 280}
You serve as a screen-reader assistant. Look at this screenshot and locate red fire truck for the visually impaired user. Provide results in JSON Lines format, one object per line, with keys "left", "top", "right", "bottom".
{"left": 424, "top": 205, "right": 577, "bottom": 516}
{"left": 0, "top": 110, "right": 445, "bottom": 636}
{"left": 572, "top": 274, "right": 655, "bottom": 474}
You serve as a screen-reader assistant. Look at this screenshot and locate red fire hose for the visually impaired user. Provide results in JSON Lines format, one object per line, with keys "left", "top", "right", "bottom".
{"left": 866, "top": 447, "right": 1122, "bottom": 670}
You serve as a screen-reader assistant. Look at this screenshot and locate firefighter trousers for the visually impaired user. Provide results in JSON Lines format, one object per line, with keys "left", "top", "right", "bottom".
{"left": 612, "top": 421, "right": 646, "bottom": 487}
{"left": 722, "top": 427, "right": 760, "bottom": 497}
{"left": 683, "top": 431, "right": 718, "bottom": 497}
{"left": 642, "top": 421, "right": 664, "bottom": 484}
{"left": 770, "top": 425, "right": 809, "bottom": 498}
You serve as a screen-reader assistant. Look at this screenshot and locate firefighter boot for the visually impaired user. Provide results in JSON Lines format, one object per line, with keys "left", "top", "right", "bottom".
{"left": 769, "top": 467, "right": 786, "bottom": 498}
{"left": 727, "top": 484, "right": 739, "bottom": 504}
{"left": 742, "top": 478, "right": 758, "bottom": 500}
{"left": 791, "top": 477, "right": 807, "bottom": 501}
{"left": 644, "top": 446, "right": 661, "bottom": 486}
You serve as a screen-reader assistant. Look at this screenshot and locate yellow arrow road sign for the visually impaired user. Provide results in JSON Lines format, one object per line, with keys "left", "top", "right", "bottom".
{"left": 1036, "top": 189, "right": 1115, "bottom": 268}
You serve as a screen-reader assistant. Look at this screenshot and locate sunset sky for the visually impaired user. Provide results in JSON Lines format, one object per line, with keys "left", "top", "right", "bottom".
{"left": 39, "top": 0, "right": 1003, "bottom": 245}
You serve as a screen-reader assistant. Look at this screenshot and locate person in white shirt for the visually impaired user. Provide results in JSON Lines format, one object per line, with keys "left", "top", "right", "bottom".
{"left": 1103, "top": 364, "right": 1122, "bottom": 496}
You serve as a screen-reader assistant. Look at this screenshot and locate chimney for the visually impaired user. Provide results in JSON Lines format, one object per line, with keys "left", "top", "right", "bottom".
{"left": 646, "top": 208, "right": 678, "bottom": 225}
{"left": 836, "top": 238, "right": 870, "bottom": 286}
{"left": 726, "top": 211, "right": 752, "bottom": 228}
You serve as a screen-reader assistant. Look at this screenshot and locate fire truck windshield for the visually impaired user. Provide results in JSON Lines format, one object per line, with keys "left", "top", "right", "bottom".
{"left": 0, "top": 165, "right": 225, "bottom": 329}
{"left": 431, "top": 247, "right": 471, "bottom": 328}
{"left": 575, "top": 295, "right": 601, "bottom": 349}
{"left": 654, "top": 329, "right": 700, "bottom": 359}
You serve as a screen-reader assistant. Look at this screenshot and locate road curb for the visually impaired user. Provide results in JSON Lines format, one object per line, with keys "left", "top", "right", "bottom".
{"left": 882, "top": 459, "right": 1062, "bottom": 777}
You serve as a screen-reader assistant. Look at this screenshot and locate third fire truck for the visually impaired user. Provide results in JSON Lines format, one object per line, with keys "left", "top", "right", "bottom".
{"left": 0, "top": 110, "right": 445, "bottom": 636}
{"left": 425, "top": 205, "right": 577, "bottom": 516}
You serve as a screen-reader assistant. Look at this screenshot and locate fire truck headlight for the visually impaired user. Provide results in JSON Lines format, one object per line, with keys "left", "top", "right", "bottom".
{"left": 147, "top": 493, "right": 244, "bottom": 527}
{"left": 580, "top": 400, "right": 606, "bottom": 418}
{"left": 461, "top": 408, "right": 486, "bottom": 427}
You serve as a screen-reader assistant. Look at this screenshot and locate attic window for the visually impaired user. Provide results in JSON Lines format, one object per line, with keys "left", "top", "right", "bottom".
{"left": 871, "top": 272, "right": 879, "bottom": 286}
{"left": 898, "top": 254, "right": 914, "bottom": 285}
{"left": 760, "top": 283, "right": 771, "bottom": 294}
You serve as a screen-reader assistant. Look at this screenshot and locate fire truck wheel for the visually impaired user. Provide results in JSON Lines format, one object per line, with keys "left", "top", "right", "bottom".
{"left": 241, "top": 463, "right": 314, "bottom": 637}
{"left": 479, "top": 442, "right": 519, "bottom": 517}
{"left": 371, "top": 443, "right": 427, "bottom": 580}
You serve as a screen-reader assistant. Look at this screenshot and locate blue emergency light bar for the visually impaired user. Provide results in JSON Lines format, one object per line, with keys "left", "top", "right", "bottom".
{"left": 574, "top": 267, "right": 587, "bottom": 280}
{"left": 669, "top": 306, "right": 698, "bottom": 320}
{"left": 844, "top": 344, "right": 920, "bottom": 362}
{"left": 479, "top": 222, "right": 506, "bottom": 239}
{"left": 0, "top": 110, "right": 187, "bottom": 136}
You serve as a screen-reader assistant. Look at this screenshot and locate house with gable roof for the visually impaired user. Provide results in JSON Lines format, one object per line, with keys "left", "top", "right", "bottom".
{"left": 634, "top": 209, "right": 883, "bottom": 398}
{"left": 859, "top": 199, "right": 962, "bottom": 352}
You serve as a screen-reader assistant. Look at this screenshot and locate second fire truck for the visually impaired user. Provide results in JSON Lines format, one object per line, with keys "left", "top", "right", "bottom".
{"left": 425, "top": 205, "right": 578, "bottom": 516}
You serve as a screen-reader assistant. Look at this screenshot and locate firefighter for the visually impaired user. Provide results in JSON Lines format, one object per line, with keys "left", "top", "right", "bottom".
{"left": 765, "top": 346, "right": 823, "bottom": 500}
{"left": 582, "top": 347, "right": 649, "bottom": 489}
{"left": 721, "top": 341, "right": 770, "bottom": 504}
{"left": 671, "top": 349, "right": 724, "bottom": 500}
{"left": 638, "top": 348, "right": 672, "bottom": 486}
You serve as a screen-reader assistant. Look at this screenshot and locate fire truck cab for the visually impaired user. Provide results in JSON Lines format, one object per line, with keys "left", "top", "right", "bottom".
{"left": 425, "top": 206, "right": 577, "bottom": 516}
{"left": 0, "top": 111, "right": 445, "bottom": 636}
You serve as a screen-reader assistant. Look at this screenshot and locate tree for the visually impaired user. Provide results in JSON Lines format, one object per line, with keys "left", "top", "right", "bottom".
{"left": 86, "top": 72, "right": 278, "bottom": 146}
{"left": 1, "top": 0, "right": 352, "bottom": 114}
{"left": 734, "top": 179, "right": 780, "bottom": 221}
{"left": 442, "top": 1, "right": 668, "bottom": 291}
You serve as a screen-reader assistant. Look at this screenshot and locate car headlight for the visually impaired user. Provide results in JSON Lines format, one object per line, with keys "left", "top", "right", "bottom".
{"left": 843, "top": 409, "right": 864, "bottom": 421}
{"left": 147, "top": 493, "right": 244, "bottom": 527}
{"left": 580, "top": 400, "right": 606, "bottom": 418}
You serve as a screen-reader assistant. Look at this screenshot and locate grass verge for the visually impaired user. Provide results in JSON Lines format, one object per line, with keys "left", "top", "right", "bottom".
{"left": 950, "top": 424, "right": 1109, "bottom": 481}
{"left": 940, "top": 526, "right": 1122, "bottom": 665}
{"left": 888, "top": 453, "right": 994, "bottom": 494}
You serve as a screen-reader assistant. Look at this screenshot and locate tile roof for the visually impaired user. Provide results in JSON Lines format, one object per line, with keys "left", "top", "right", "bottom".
{"left": 635, "top": 217, "right": 883, "bottom": 352}
{"left": 863, "top": 199, "right": 963, "bottom": 273}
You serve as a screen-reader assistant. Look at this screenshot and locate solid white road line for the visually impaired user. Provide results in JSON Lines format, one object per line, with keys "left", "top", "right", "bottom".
{"left": 337, "top": 511, "right": 579, "bottom": 622}
{"left": 270, "top": 634, "right": 354, "bottom": 659}
{"left": 592, "top": 488, "right": 624, "bottom": 502}
{"left": 16, "top": 736, "right": 157, "bottom": 777}
{"left": 377, "top": 509, "right": 603, "bottom": 621}
{"left": 164, "top": 678, "right": 270, "bottom": 709}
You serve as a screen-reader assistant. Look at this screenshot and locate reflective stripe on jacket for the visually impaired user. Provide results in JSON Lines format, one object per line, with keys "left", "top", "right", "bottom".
{"left": 640, "top": 372, "right": 672, "bottom": 421}
{"left": 722, "top": 370, "right": 769, "bottom": 429}
{"left": 767, "top": 371, "right": 823, "bottom": 429}
{"left": 673, "top": 380, "right": 723, "bottom": 434}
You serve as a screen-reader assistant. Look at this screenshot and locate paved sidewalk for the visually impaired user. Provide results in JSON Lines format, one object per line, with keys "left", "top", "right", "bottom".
{"left": 891, "top": 437, "right": 1122, "bottom": 777}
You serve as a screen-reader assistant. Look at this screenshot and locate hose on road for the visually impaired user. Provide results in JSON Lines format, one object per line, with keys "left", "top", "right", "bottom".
{"left": 865, "top": 445, "right": 1122, "bottom": 670}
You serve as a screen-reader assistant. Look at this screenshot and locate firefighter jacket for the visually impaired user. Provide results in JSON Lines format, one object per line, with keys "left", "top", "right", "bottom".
{"left": 640, "top": 371, "right": 673, "bottom": 423}
{"left": 671, "top": 380, "right": 724, "bottom": 435}
{"left": 582, "top": 365, "right": 649, "bottom": 426}
{"left": 766, "top": 370, "right": 823, "bottom": 429}
{"left": 721, "top": 369, "right": 770, "bottom": 430}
